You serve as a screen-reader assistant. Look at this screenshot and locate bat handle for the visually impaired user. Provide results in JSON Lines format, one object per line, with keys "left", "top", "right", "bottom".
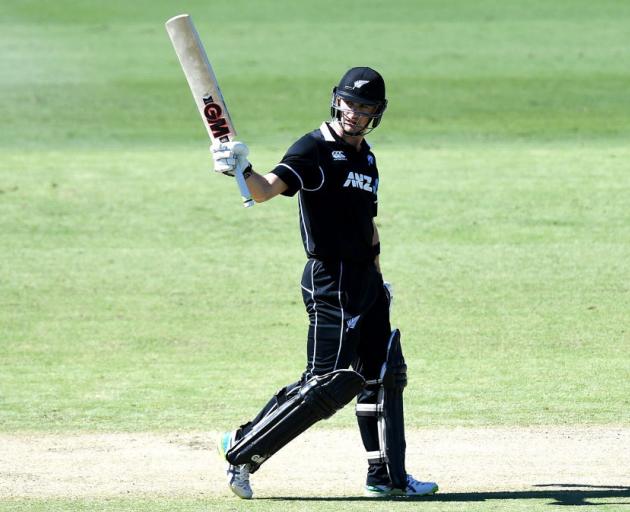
{"left": 234, "top": 161, "right": 255, "bottom": 208}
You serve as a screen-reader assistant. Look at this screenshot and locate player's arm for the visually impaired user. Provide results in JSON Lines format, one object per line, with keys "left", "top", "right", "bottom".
{"left": 372, "top": 219, "right": 381, "bottom": 273}
{"left": 212, "top": 136, "right": 317, "bottom": 202}
{"left": 243, "top": 170, "right": 288, "bottom": 203}
{"left": 373, "top": 219, "right": 393, "bottom": 305}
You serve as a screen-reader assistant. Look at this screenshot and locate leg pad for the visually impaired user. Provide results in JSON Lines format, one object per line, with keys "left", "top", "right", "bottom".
{"left": 227, "top": 369, "right": 365, "bottom": 470}
{"left": 356, "top": 329, "right": 407, "bottom": 489}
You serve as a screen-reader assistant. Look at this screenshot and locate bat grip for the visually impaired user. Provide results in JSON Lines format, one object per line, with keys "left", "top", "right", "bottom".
{"left": 234, "top": 161, "right": 255, "bottom": 208}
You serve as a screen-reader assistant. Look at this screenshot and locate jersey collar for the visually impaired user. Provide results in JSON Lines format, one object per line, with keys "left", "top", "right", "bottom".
{"left": 320, "top": 121, "right": 337, "bottom": 142}
{"left": 319, "top": 122, "right": 371, "bottom": 150}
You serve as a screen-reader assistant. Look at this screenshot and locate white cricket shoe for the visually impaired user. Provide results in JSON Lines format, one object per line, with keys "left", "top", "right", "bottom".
{"left": 217, "top": 431, "right": 253, "bottom": 499}
{"left": 365, "top": 474, "right": 438, "bottom": 497}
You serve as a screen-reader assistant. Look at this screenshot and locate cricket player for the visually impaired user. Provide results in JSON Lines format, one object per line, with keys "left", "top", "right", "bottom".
{"left": 211, "top": 67, "right": 438, "bottom": 499}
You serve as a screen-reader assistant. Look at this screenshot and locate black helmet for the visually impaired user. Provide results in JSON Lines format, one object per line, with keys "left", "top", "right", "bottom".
{"left": 330, "top": 67, "right": 388, "bottom": 134}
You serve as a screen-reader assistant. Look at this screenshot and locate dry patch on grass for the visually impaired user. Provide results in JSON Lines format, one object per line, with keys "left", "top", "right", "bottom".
{"left": 1, "top": 427, "right": 628, "bottom": 498}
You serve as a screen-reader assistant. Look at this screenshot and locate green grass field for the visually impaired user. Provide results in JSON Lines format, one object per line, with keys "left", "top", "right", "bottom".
{"left": 1, "top": 0, "right": 630, "bottom": 510}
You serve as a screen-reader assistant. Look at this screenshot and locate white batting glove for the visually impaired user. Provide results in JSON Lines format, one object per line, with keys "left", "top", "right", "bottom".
{"left": 383, "top": 281, "right": 394, "bottom": 308}
{"left": 210, "top": 140, "right": 250, "bottom": 177}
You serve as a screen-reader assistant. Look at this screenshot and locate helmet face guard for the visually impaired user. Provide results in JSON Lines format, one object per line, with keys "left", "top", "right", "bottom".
{"left": 330, "top": 88, "right": 388, "bottom": 136}
{"left": 329, "top": 67, "right": 388, "bottom": 137}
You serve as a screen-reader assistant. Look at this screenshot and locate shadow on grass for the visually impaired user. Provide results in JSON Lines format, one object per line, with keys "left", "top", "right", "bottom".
{"left": 262, "top": 484, "right": 630, "bottom": 506}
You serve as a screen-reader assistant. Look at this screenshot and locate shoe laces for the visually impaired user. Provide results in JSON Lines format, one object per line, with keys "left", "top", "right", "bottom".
{"left": 406, "top": 474, "right": 419, "bottom": 489}
{"left": 234, "top": 464, "right": 250, "bottom": 484}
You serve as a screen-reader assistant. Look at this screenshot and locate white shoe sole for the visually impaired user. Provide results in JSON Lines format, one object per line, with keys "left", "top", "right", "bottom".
{"left": 365, "top": 483, "right": 438, "bottom": 497}
{"left": 229, "top": 482, "right": 253, "bottom": 500}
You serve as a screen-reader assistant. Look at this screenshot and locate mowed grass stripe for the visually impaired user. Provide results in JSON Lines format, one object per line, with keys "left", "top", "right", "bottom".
{"left": 2, "top": 0, "right": 630, "bottom": 147}
{"left": 1, "top": 146, "right": 628, "bottom": 430}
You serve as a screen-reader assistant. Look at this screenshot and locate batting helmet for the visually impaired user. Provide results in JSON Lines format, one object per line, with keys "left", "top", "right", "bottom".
{"left": 330, "top": 67, "right": 388, "bottom": 134}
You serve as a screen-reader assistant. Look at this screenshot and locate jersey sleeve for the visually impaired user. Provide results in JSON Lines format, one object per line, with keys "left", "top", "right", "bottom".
{"left": 372, "top": 155, "right": 379, "bottom": 217}
{"left": 271, "top": 134, "right": 320, "bottom": 197}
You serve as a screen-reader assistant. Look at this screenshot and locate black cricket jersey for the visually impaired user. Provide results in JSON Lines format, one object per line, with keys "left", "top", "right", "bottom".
{"left": 271, "top": 122, "right": 379, "bottom": 262}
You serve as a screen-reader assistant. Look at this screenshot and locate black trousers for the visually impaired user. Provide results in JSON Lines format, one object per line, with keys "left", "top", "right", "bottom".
{"left": 240, "top": 258, "right": 394, "bottom": 485}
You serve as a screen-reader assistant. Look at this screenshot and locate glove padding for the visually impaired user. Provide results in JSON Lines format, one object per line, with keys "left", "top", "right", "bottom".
{"left": 211, "top": 140, "right": 250, "bottom": 177}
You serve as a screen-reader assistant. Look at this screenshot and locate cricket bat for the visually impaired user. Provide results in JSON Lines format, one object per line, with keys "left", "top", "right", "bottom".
{"left": 165, "top": 14, "right": 254, "bottom": 208}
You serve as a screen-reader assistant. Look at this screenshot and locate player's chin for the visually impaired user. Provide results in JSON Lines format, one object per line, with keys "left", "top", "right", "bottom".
{"left": 345, "top": 128, "right": 367, "bottom": 137}
{"left": 342, "top": 122, "right": 367, "bottom": 136}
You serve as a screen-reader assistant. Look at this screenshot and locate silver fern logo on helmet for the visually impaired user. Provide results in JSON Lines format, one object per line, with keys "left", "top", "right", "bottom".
{"left": 353, "top": 80, "right": 370, "bottom": 89}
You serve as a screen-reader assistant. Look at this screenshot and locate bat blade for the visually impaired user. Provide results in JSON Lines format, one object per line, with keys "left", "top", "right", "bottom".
{"left": 166, "top": 14, "right": 254, "bottom": 207}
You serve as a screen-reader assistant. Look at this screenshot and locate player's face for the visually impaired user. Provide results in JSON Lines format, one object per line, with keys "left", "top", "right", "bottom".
{"left": 337, "top": 98, "right": 379, "bottom": 135}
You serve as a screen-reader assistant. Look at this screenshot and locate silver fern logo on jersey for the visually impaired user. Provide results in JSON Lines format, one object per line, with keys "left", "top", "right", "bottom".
{"left": 346, "top": 315, "right": 360, "bottom": 330}
{"left": 343, "top": 171, "right": 377, "bottom": 193}
{"left": 332, "top": 150, "right": 347, "bottom": 161}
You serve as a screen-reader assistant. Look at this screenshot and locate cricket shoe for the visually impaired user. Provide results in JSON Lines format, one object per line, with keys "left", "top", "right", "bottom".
{"left": 365, "top": 474, "right": 438, "bottom": 497}
{"left": 217, "top": 431, "right": 253, "bottom": 499}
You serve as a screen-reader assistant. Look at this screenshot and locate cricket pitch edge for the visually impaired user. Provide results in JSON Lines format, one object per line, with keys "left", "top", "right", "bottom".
{"left": 1, "top": 427, "right": 629, "bottom": 498}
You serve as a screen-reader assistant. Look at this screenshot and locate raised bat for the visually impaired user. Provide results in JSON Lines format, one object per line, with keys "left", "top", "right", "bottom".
{"left": 165, "top": 14, "right": 254, "bottom": 208}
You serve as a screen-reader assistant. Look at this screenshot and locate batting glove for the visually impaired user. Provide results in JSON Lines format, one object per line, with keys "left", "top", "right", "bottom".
{"left": 211, "top": 140, "right": 250, "bottom": 177}
{"left": 383, "top": 281, "right": 394, "bottom": 307}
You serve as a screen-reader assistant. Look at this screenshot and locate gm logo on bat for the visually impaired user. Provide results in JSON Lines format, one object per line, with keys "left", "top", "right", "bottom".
{"left": 202, "top": 95, "right": 231, "bottom": 142}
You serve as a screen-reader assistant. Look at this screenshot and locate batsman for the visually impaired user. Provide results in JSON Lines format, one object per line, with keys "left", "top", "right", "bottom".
{"left": 213, "top": 67, "right": 438, "bottom": 499}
